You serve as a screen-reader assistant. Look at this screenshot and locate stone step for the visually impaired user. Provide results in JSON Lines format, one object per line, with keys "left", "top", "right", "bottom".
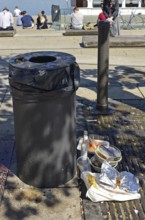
{"left": 0, "top": 29, "right": 16, "bottom": 37}
{"left": 63, "top": 28, "right": 98, "bottom": 36}
{"left": 82, "top": 35, "right": 145, "bottom": 47}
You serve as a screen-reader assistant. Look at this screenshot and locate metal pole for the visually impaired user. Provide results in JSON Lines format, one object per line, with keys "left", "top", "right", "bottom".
{"left": 97, "top": 20, "right": 110, "bottom": 111}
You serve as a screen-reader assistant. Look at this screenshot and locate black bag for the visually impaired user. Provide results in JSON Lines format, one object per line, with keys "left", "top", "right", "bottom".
{"left": 83, "top": 22, "right": 94, "bottom": 30}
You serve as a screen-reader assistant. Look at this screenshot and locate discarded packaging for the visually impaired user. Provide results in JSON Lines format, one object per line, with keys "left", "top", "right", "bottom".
{"left": 88, "top": 138, "right": 110, "bottom": 154}
{"left": 77, "top": 136, "right": 122, "bottom": 172}
{"left": 81, "top": 171, "right": 141, "bottom": 202}
{"left": 77, "top": 134, "right": 141, "bottom": 202}
{"left": 90, "top": 144, "right": 122, "bottom": 172}
{"left": 100, "top": 161, "right": 140, "bottom": 193}
{"left": 90, "top": 156, "right": 118, "bottom": 172}
{"left": 77, "top": 136, "right": 110, "bottom": 155}
{"left": 77, "top": 156, "right": 91, "bottom": 173}
{"left": 95, "top": 145, "right": 122, "bottom": 163}
{"left": 78, "top": 160, "right": 141, "bottom": 202}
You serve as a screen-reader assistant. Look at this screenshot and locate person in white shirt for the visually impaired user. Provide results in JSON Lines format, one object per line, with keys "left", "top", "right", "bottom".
{"left": 13, "top": 6, "right": 21, "bottom": 17}
{"left": 70, "top": 7, "right": 83, "bottom": 30}
{"left": 0, "top": 7, "right": 14, "bottom": 29}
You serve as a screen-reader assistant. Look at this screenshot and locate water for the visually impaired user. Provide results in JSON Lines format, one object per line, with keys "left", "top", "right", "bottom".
{"left": 0, "top": 0, "right": 71, "bottom": 16}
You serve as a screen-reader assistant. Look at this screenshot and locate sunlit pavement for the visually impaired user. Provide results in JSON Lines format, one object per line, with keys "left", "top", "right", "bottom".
{"left": 0, "top": 27, "right": 145, "bottom": 219}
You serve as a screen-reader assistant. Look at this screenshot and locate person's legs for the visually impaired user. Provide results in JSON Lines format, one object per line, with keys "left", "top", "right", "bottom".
{"left": 41, "top": 22, "right": 48, "bottom": 29}
{"left": 6, "top": 26, "right": 14, "bottom": 30}
{"left": 71, "top": 24, "right": 83, "bottom": 30}
{"left": 116, "top": 16, "right": 120, "bottom": 36}
{"left": 110, "top": 17, "right": 120, "bottom": 37}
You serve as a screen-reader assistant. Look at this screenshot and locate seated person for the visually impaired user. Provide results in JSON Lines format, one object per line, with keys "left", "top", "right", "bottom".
{"left": 16, "top": 11, "right": 23, "bottom": 26}
{"left": 13, "top": 6, "right": 21, "bottom": 17}
{"left": 37, "top": 11, "right": 48, "bottom": 29}
{"left": 70, "top": 7, "right": 83, "bottom": 30}
{"left": 0, "top": 7, "right": 14, "bottom": 30}
{"left": 21, "top": 11, "right": 34, "bottom": 28}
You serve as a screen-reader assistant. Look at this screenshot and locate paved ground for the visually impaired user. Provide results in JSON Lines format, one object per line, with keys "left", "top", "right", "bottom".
{"left": 0, "top": 26, "right": 145, "bottom": 219}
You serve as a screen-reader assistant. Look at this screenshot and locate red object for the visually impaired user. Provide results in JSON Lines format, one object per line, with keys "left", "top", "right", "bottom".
{"left": 98, "top": 12, "right": 106, "bottom": 20}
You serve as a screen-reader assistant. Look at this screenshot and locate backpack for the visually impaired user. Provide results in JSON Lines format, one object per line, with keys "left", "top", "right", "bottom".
{"left": 83, "top": 22, "right": 94, "bottom": 30}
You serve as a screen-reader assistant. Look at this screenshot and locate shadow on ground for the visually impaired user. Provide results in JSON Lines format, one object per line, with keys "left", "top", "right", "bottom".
{"left": 1, "top": 56, "right": 145, "bottom": 219}
{"left": 76, "top": 65, "right": 145, "bottom": 219}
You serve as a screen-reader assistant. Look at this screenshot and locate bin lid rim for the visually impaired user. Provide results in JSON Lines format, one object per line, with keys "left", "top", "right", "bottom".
{"left": 8, "top": 51, "right": 76, "bottom": 69}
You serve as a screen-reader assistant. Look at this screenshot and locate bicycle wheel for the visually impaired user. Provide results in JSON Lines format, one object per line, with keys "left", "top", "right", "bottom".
{"left": 125, "top": 16, "right": 136, "bottom": 29}
{"left": 129, "top": 16, "right": 143, "bottom": 29}
{"left": 137, "top": 14, "right": 145, "bottom": 29}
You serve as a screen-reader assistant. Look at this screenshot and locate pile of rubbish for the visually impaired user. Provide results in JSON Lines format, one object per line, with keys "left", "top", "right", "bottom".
{"left": 77, "top": 132, "right": 141, "bottom": 202}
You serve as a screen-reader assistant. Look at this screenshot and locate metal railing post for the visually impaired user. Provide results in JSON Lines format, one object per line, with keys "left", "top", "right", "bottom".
{"left": 97, "top": 20, "right": 110, "bottom": 111}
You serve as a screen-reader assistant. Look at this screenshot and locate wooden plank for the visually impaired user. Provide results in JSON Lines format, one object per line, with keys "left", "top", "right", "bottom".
{"left": 82, "top": 35, "right": 145, "bottom": 48}
{"left": 63, "top": 29, "right": 98, "bottom": 36}
{"left": 0, "top": 29, "right": 16, "bottom": 37}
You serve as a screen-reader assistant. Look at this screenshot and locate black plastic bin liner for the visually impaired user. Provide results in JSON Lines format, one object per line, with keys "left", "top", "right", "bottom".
{"left": 51, "top": 5, "right": 60, "bottom": 23}
{"left": 8, "top": 51, "right": 80, "bottom": 188}
{"left": 9, "top": 51, "right": 80, "bottom": 93}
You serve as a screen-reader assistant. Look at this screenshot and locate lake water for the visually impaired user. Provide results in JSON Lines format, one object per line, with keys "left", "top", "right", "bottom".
{"left": 0, "top": 0, "right": 72, "bottom": 16}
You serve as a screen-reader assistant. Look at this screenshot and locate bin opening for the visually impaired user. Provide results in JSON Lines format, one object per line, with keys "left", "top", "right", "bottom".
{"left": 29, "top": 56, "right": 56, "bottom": 63}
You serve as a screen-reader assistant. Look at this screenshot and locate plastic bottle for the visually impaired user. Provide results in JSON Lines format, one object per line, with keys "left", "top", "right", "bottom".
{"left": 77, "top": 131, "right": 91, "bottom": 173}
{"left": 81, "top": 130, "right": 88, "bottom": 158}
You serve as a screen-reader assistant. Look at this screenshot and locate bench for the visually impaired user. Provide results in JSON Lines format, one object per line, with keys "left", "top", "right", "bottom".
{"left": 82, "top": 35, "right": 145, "bottom": 48}
{"left": 63, "top": 28, "right": 98, "bottom": 36}
{"left": 0, "top": 29, "right": 16, "bottom": 37}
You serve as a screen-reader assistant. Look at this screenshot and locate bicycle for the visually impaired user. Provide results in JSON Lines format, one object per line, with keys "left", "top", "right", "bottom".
{"left": 119, "top": 10, "right": 145, "bottom": 30}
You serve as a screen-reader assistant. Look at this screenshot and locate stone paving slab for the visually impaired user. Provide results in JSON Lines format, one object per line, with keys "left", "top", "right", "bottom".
{"left": 0, "top": 36, "right": 82, "bottom": 50}
{"left": 77, "top": 87, "right": 97, "bottom": 101}
{"left": 0, "top": 164, "right": 9, "bottom": 205}
{"left": 138, "top": 86, "right": 145, "bottom": 98}
{"left": 1, "top": 48, "right": 145, "bottom": 69}
{"left": 79, "top": 65, "right": 145, "bottom": 88}
{"left": 0, "top": 116, "right": 14, "bottom": 140}
{"left": 0, "top": 170, "right": 82, "bottom": 220}
{"left": 0, "top": 87, "right": 7, "bottom": 102}
{"left": 0, "top": 95, "right": 13, "bottom": 116}
{"left": 109, "top": 85, "right": 144, "bottom": 99}
{"left": 77, "top": 86, "right": 144, "bottom": 101}
{"left": 0, "top": 141, "right": 14, "bottom": 169}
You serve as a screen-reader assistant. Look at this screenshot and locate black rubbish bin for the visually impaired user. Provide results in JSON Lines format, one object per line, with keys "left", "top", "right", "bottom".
{"left": 51, "top": 5, "right": 61, "bottom": 23}
{"left": 8, "top": 51, "right": 80, "bottom": 188}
